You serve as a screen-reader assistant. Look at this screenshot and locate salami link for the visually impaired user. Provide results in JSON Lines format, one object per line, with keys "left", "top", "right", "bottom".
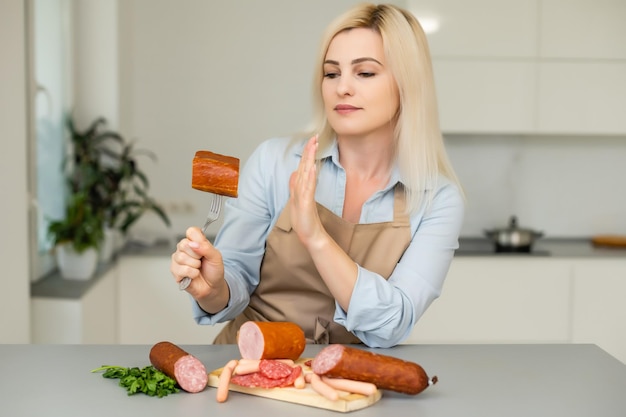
{"left": 312, "top": 344, "right": 437, "bottom": 395}
{"left": 237, "top": 321, "right": 305, "bottom": 361}
{"left": 149, "top": 341, "right": 208, "bottom": 393}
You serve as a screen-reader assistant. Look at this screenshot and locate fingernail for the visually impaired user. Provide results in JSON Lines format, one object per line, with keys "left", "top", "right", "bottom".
{"left": 189, "top": 241, "right": 200, "bottom": 249}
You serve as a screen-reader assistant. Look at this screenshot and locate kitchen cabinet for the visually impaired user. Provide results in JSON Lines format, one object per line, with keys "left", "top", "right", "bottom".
{"left": 406, "top": 257, "right": 572, "bottom": 343}
{"left": 540, "top": 0, "right": 626, "bottom": 59}
{"left": 31, "top": 266, "right": 118, "bottom": 344}
{"left": 537, "top": 62, "right": 626, "bottom": 135}
{"left": 433, "top": 60, "right": 536, "bottom": 133}
{"left": 117, "top": 256, "right": 225, "bottom": 344}
{"left": 571, "top": 259, "right": 626, "bottom": 364}
{"left": 410, "top": 0, "right": 538, "bottom": 58}
{"left": 408, "top": 0, "right": 626, "bottom": 135}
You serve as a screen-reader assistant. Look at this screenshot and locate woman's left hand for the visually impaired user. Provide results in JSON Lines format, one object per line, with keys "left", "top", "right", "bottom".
{"left": 289, "top": 135, "right": 325, "bottom": 249}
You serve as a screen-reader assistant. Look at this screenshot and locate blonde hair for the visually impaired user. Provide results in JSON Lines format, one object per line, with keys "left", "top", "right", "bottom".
{"left": 302, "top": 3, "right": 462, "bottom": 213}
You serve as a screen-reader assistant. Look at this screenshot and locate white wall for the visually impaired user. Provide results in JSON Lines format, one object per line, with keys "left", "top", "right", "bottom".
{"left": 73, "top": 0, "right": 119, "bottom": 127}
{"left": 446, "top": 134, "right": 626, "bottom": 237}
{"left": 0, "top": 0, "right": 31, "bottom": 343}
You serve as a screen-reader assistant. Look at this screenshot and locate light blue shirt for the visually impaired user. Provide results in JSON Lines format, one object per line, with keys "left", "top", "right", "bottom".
{"left": 192, "top": 137, "right": 464, "bottom": 347}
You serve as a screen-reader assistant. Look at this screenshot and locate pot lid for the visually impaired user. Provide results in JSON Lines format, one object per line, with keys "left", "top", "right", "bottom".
{"left": 487, "top": 215, "right": 542, "bottom": 234}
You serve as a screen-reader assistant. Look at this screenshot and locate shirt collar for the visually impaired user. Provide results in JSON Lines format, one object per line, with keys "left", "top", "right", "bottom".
{"left": 295, "top": 137, "right": 405, "bottom": 191}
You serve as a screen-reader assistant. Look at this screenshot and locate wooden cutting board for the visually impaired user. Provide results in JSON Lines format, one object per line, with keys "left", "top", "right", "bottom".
{"left": 207, "top": 359, "right": 382, "bottom": 412}
{"left": 591, "top": 235, "right": 626, "bottom": 248}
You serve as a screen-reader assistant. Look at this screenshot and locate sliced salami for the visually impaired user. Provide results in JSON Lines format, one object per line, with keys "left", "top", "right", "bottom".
{"left": 231, "top": 364, "right": 302, "bottom": 389}
{"left": 259, "top": 360, "right": 293, "bottom": 379}
{"left": 174, "top": 355, "right": 209, "bottom": 393}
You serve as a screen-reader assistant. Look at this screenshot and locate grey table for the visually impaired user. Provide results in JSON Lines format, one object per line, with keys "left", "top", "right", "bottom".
{"left": 1, "top": 343, "right": 624, "bottom": 417}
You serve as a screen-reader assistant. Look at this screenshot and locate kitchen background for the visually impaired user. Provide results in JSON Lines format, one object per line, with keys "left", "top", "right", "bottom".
{"left": 115, "top": 0, "right": 626, "bottom": 241}
{"left": 1, "top": 0, "right": 625, "bottom": 351}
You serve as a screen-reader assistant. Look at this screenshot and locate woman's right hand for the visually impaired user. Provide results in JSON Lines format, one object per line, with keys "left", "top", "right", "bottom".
{"left": 170, "top": 227, "right": 229, "bottom": 313}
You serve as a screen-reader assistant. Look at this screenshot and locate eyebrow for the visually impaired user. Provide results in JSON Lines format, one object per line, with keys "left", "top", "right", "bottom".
{"left": 324, "top": 57, "right": 383, "bottom": 66}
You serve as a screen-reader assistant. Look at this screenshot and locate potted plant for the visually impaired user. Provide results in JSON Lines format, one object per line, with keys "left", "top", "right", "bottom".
{"left": 48, "top": 116, "right": 171, "bottom": 278}
{"left": 48, "top": 191, "right": 104, "bottom": 280}
{"left": 96, "top": 134, "right": 171, "bottom": 258}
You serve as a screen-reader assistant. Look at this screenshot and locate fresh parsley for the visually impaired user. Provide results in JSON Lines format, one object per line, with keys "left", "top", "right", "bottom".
{"left": 91, "top": 365, "right": 180, "bottom": 398}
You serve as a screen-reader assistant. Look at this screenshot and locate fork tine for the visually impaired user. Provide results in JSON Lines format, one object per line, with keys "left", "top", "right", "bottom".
{"left": 212, "top": 194, "right": 222, "bottom": 215}
{"left": 201, "top": 194, "right": 223, "bottom": 234}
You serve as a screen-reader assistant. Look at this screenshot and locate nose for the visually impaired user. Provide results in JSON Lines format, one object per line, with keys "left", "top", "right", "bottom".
{"left": 336, "top": 76, "right": 354, "bottom": 96}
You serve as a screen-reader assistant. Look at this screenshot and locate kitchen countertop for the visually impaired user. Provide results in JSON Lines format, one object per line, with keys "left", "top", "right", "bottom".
{"left": 118, "top": 236, "right": 626, "bottom": 258}
{"left": 2, "top": 343, "right": 624, "bottom": 417}
{"left": 31, "top": 236, "right": 625, "bottom": 300}
{"left": 456, "top": 237, "right": 626, "bottom": 257}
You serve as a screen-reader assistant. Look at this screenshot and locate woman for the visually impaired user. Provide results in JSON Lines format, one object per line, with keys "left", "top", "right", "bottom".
{"left": 170, "top": 3, "right": 464, "bottom": 348}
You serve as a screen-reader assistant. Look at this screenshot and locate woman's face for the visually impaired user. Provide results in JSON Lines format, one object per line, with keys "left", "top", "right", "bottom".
{"left": 322, "top": 28, "right": 400, "bottom": 139}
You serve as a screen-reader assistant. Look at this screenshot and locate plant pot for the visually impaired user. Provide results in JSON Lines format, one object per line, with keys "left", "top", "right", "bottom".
{"left": 98, "top": 227, "right": 117, "bottom": 264}
{"left": 56, "top": 243, "right": 98, "bottom": 280}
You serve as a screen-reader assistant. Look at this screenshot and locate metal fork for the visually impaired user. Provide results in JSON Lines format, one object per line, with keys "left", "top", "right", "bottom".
{"left": 179, "top": 194, "right": 223, "bottom": 290}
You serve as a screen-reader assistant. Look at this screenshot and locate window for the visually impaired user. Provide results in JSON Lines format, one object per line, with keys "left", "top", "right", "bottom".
{"left": 29, "top": 0, "right": 74, "bottom": 280}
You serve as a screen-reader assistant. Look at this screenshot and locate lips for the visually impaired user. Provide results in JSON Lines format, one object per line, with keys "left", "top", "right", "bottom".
{"left": 334, "top": 104, "right": 361, "bottom": 114}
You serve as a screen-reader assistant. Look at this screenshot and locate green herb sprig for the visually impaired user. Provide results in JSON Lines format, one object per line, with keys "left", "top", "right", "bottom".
{"left": 91, "top": 365, "right": 180, "bottom": 398}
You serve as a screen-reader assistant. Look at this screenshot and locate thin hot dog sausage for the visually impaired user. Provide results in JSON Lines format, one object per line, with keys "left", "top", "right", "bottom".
{"left": 149, "top": 341, "right": 208, "bottom": 393}
{"left": 217, "top": 360, "right": 238, "bottom": 403}
{"left": 311, "top": 344, "right": 437, "bottom": 395}
{"left": 234, "top": 359, "right": 260, "bottom": 375}
{"left": 307, "top": 373, "right": 339, "bottom": 401}
{"left": 237, "top": 321, "right": 305, "bottom": 361}
{"left": 320, "top": 376, "right": 378, "bottom": 396}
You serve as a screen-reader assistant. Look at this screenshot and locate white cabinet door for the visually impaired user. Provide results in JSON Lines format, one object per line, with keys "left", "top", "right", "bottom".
{"left": 31, "top": 267, "right": 118, "bottom": 344}
{"left": 537, "top": 62, "right": 626, "bottom": 135}
{"left": 409, "top": 0, "right": 538, "bottom": 57}
{"left": 82, "top": 266, "right": 119, "bottom": 343}
{"left": 571, "top": 259, "right": 626, "bottom": 364}
{"left": 406, "top": 257, "right": 572, "bottom": 343}
{"left": 434, "top": 60, "right": 536, "bottom": 133}
{"left": 540, "top": 0, "right": 626, "bottom": 59}
{"left": 410, "top": 0, "right": 539, "bottom": 134}
{"left": 117, "top": 257, "right": 225, "bottom": 344}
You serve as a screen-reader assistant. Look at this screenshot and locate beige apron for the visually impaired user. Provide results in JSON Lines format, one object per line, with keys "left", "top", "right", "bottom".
{"left": 213, "top": 186, "right": 411, "bottom": 344}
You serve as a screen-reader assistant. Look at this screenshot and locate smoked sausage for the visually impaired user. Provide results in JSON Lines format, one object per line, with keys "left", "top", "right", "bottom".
{"left": 237, "top": 321, "right": 305, "bottom": 361}
{"left": 311, "top": 344, "right": 437, "bottom": 395}
{"left": 149, "top": 341, "right": 208, "bottom": 393}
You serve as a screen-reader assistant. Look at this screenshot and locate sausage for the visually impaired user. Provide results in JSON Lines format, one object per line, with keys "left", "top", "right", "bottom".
{"left": 191, "top": 150, "right": 239, "bottom": 197}
{"left": 216, "top": 360, "right": 238, "bottom": 403}
{"left": 311, "top": 344, "right": 437, "bottom": 395}
{"left": 306, "top": 373, "right": 339, "bottom": 401}
{"left": 237, "top": 321, "right": 305, "bottom": 361}
{"left": 320, "top": 376, "right": 378, "bottom": 396}
{"left": 234, "top": 359, "right": 260, "bottom": 375}
{"left": 149, "top": 341, "right": 208, "bottom": 393}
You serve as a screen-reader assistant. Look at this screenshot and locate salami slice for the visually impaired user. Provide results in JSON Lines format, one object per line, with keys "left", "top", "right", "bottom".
{"left": 231, "top": 364, "right": 302, "bottom": 389}
{"left": 259, "top": 360, "right": 293, "bottom": 379}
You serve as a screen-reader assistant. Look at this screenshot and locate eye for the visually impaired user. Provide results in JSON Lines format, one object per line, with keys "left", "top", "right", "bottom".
{"left": 358, "top": 72, "right": 375, "bottom": 78}
{"left": 324, "top": 72, "right": 339, "bottom": 79}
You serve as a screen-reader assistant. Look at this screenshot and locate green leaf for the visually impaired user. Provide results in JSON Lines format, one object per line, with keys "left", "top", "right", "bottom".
{"left": 92, "top": 365, "right": 180, "bottom": 398}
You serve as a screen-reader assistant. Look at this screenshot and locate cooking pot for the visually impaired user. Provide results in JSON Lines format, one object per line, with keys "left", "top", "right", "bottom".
{"left": 484, "top": 216, "right": 544, "bottom": 252}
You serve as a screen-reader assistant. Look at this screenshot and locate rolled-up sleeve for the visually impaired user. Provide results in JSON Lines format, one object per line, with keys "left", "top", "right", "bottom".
{"left": 334, "top": 180, "right": 465, "bottom": 347}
